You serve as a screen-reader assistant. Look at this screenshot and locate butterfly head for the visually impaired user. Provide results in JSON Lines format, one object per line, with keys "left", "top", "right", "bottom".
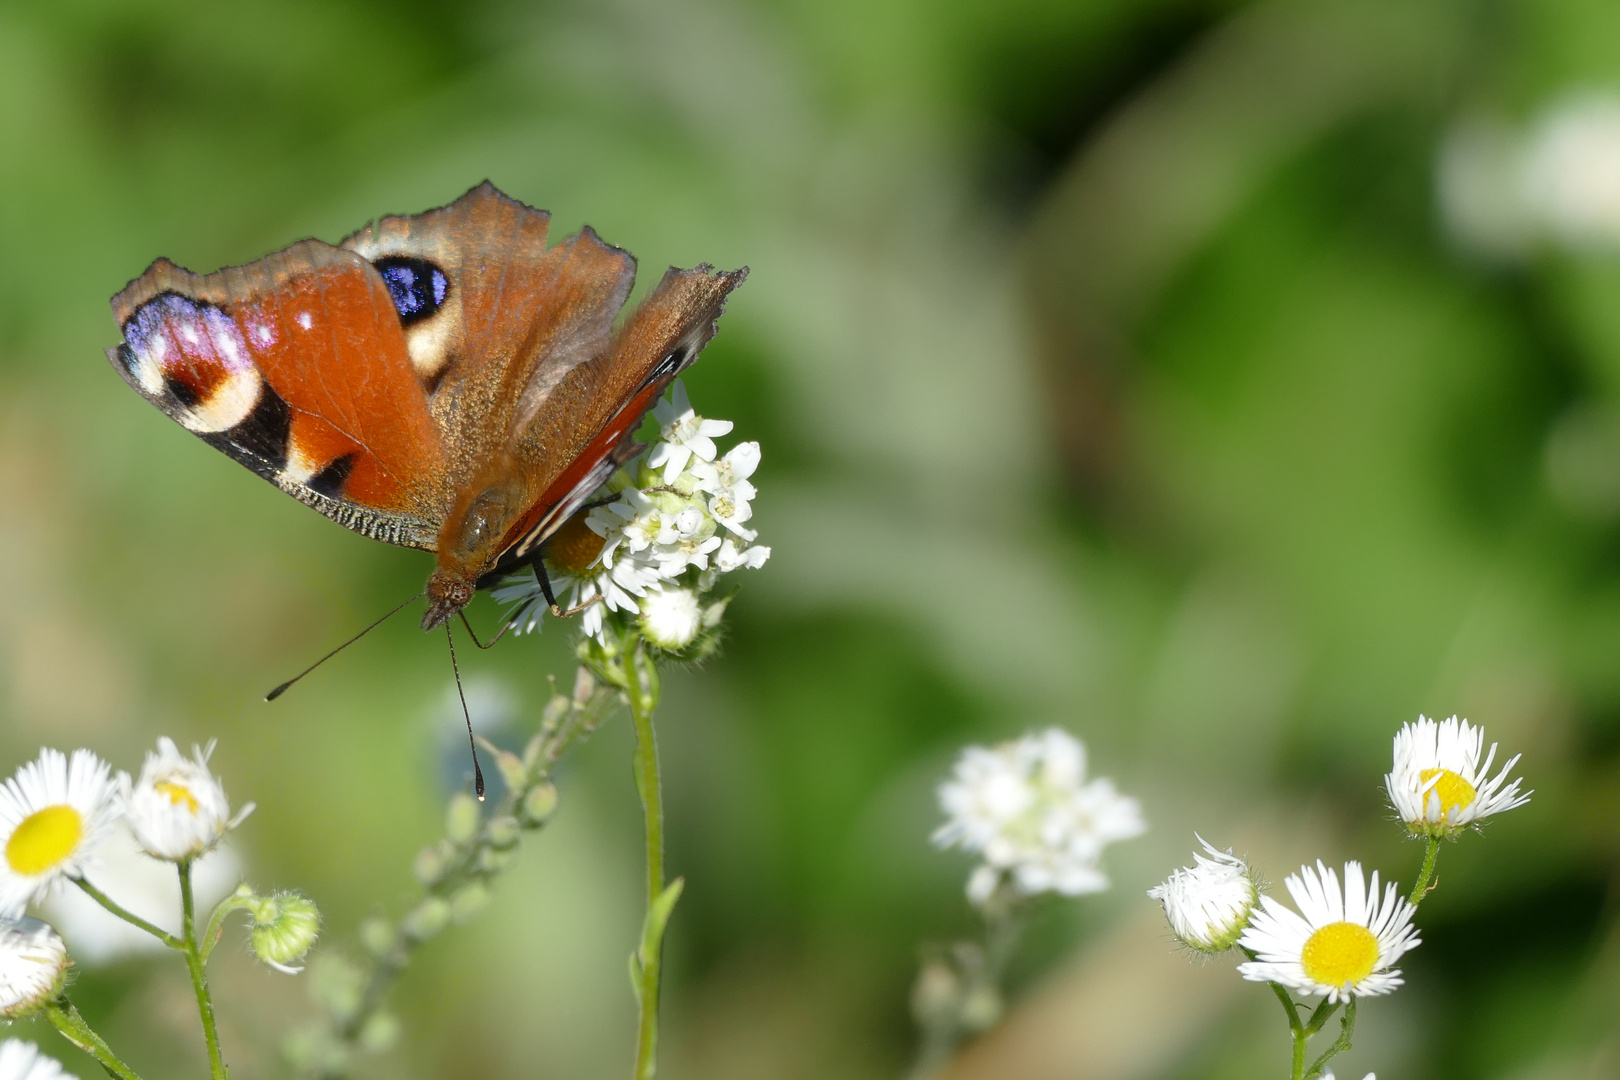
{"left": 422, "top": 571, "right": 476, "bottom": 630}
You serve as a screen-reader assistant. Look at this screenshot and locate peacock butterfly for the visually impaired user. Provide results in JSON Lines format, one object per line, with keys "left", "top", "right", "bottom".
{"left": 107, "top": 182, "right": 748, "bottom": 632}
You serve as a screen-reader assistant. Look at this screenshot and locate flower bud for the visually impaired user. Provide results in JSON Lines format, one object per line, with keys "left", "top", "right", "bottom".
{"left": 485, "top": 816, "right": 520, "bottom": 849}
{"left": 358, "top": 1012, "right": 401, "bottom": 1053}
{"left": 1147, "top": 837, "right": 1259, "bottom": 953}
{"left": 639, "top": 585, "right": 702, "bottom": 649}
{"left": 358, "top": 917, "right": 393, "bottom": 958}
{"left": 0, "top": 917, "right": 69, "bottom": 1017}
{"left": 401, "top": 897, "right": 451, "bottom": 942}
{"left": 521, "top": 782, "right": 559, "bottom": 827}
{"left": 449, "top": 882, "right": 490, "bottom": 924}
{"left": 310, "top": 954, "right": 365, "bottom": 1022}
{"left": 446, "top": 792, "right": 481, "bottom": 845}
{"left": 248, "top": 891, "right": 320, "bottom": 974}
{"left": 476, "top": 846, "right": 517, "bottom": 874}
{"left": 413, "top": 844, "right": 447, "bottom": 886}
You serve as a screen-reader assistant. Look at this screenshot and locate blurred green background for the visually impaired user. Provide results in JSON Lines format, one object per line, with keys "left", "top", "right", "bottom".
{"left": 3, "top": 0, "right": 1619, "bottom": 1077}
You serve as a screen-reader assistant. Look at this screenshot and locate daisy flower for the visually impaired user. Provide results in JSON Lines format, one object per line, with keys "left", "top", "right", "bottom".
{"left": 494, "top": 513, "right": 657, "bottom": 641}
{"left": 934, "top": 729, "right": 1146, "bottom": 905}
{"left": 1237, "top": 861, "right": 1419, "bottom": 1002}
{"left": 0, "top": 918, "right": 69, "bottom": 1018}
{"left": 124, "top": 739, "right": 253, "bottom": 862}
{"left": 1386, "top": 716, "right": 1529, "bottom": 836}
{"left": 713, "top": 537, "right": 770, "bottom": 573}
{"left": 646, "top": 380, "right": 733, "bottom": 483}
{"left": 1148, "top": 836, "right": 1260, "bottom": 953}
{"left": 0, "top": 1041, "right": 77, "bottom": 1080}
{"left": 0, "top": 750, "right": 123, "bottom": 915}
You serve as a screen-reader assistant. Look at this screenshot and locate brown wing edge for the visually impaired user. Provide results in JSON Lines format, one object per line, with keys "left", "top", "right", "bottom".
{"left": 106, "top": 247, "right": 443, "bottom": 550}
{"left": 493, "top": 262, "right": 750, "bottom": 571}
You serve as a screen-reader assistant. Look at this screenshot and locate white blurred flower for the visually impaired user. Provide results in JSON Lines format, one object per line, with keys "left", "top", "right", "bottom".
{"left": 639, "top": 584, "right": 703, "bottom": 649}
{"left": 39, "top": 821, "right": 240, "bottom": 964}
{"left": 1320, "top": 1072, "right": 1374, "bottom": 1080}
{"left": 933, "top": 729, "right": 1145, "bottom": 905}
{"left": 1439, "top": 90, "right": 1620, "bottom": 255}
{"left": 1148, "top": 836, "right": 1259, "bottom": 953}
{"left": 125, "top": 739, "right": 252, "bottom": 862}
{"left": 0, "top": 919, "right": 68, "bottom": 1017}
{"left": 647, "top": 380, "right": 733, "bottom": 483}
{"left": 1524, "top": 93, "right": 1620, "bottom": 248}
{"left": 691, "top": 441, "right": 761, "bottom": 539}
{"left": 0, "top": 750, "right": 123, "bottom": 916}
{"left": 1238, "top": 861, "right": 1418, "bottom": 1003}
{"left": 0, "top": 1041, "right": 77, "bottom": 1080}
{"left": 1386, "top": 715, "right": 1529, "bottom": 836}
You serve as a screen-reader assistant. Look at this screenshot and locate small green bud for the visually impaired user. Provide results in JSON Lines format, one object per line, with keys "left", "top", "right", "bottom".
{"left": 959, "top": 984, "right": 1002, "bottom": 1032}
{"left": 283, "top": 1024, "right": 348, "bottom": 1075}
{"left": 521, "top": 782, "right": 559, "bottom": 827}
{"left": 449, "top": 882, "right": 490, "bottom": 924}
{"left": 401, "top": 897, "right": 451, "bottom": 941}
{"left": 446, "top": 792, "right": 480, "bottom": 844}
{"left": 248, "top": 891, "right": 320, "bottom": 973}
{"left": 310, "top": 954, "right": 365, "bottom": 1022}
{"left": 539, "top": 693, "right": 572, "bottom": 733}
{"left": 909, "top": 958, "right": 961, "bottom": 1028}
{"left": 358, "top": 917, "right": 393, "bottom": 958}
{"left": 358, "top": 1011, "right": 401, "bottom": 1053}
{"left": 476, "top": 846, "right": 517, "bottom": 874}
{"left": 485, "top": 816, "right": 520, "bottom": 848}
{"left": 495, "top": 748, "right": 527, "bottom": 792}
{"left": 413, "top": 844, "right": 446, "bottom": 886}
{"left": 701, "top": 596, "right": 731, "bottom": 629}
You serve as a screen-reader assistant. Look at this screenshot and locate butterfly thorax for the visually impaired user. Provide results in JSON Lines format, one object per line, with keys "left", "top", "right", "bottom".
{"left": 422, "top": 469, "right": 529, "bottom": 628}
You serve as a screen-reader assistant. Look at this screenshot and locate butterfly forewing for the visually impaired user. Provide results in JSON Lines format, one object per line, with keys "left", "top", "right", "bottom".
{"left": 108, "top": 245, "right": 449, "bottom": 549}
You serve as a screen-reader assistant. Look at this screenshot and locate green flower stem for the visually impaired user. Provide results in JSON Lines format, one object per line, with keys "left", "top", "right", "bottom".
{"left": 317, "top": 670, "right": 615, "bottom": 1078}
{"left": 180, "top": 861, "right": 228, "bottom": 1080}
{"left": 200, "top": 891, "right": 255, "bottom": 964}
{"left": 43, "top": 999, "right": 143, "bottom": 1080}
{"left": 627, "top": 638, "right": 674, "bottom": 1080}
{"left": 1304, "top": 997, "right": 1356, "bottom": 1079}
{"left": 1408, "top": 835, "right": 1442, "bottom": 906}
{"left": 72, "top": 878, "right": 183, "bottom": 950}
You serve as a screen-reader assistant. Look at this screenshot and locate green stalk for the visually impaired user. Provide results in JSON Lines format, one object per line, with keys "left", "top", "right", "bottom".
{"left": 73, "top": 878, "right": 183, "bottom": 950}
{"left": 43, "top": 999, "right": 143, "bottom": 1080}
{"left": 1408, "top": 835, "right": 1442, "bottom": 907}
{"left": 1304, "top": 997, "right": 1357, "bottom": 1079}
{"left": 627, "top": 639, "right": 675, "bottom": 1080}
{"left": 179, "top": 862, "right": 228, "bottom": 1080}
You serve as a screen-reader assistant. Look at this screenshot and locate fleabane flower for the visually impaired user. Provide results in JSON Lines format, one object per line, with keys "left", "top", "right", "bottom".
{"left": 933, "top": 729, "right": 1146, "bottom": 905}
{"left": 646, "top": 380, "right": 732, "bottom": 483}
{"left": 0, "top": 918, "right": 69, "bottom": 1018}
{"left": 0, "top": 749, "right": 123, "bottom": 915}
{"left": 1385, "top": 715, "right": 1529, "bottom": 837}
{"left": 1237, "top": 860, "right": 1419, "bottom": 1003}
{"left": 0, "top": 1040, "right": 78, "bottom": 1080}
{"left": 1148, "top": 836, "right": 1260, "bottom": 953}
{"left": 1321, "top": 1072, "right": 1375, "bottom": 1080}
{"left": 125, "top": 739, "right": 253, "bottom": 862}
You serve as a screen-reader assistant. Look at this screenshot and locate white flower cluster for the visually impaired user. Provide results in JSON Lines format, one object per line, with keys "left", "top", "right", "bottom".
{"left": 497, "top": 381, "right": 770, "bottom": 650}
{"left": 1440, "top": 90, "right": 1620, "bottom": 256}
{"left": 933, "top": 729, "right": 1145, "bottom": 906}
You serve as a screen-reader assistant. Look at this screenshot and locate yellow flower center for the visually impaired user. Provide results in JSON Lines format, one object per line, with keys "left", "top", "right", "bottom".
{"left": 5, "top": 804, "right": 84, "bottom": 876}
{"left": 1300, "top": 921, "right": 1380, "bottom": 988}
{"left": 1417, "top": 767, "right": 1477, "bottom": 819}
{"left": 156, "top": 780, "right": 200, "bottom": 815}
{"left": 546, "top": 513, "right": 607, "bottom": 577}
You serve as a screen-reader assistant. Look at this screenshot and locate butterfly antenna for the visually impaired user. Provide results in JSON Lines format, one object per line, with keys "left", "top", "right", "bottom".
{"left": 264, "top": 591, "right": 425, "bottom": 701}
{"left": 445, "top": 621, "right": 485, "bottom": 801}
